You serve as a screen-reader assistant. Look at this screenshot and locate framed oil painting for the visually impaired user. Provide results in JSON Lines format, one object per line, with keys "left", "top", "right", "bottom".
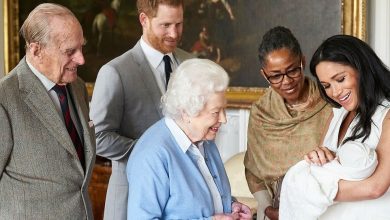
{"left": 4, "top": 0, "right": 366, "bottom": 108}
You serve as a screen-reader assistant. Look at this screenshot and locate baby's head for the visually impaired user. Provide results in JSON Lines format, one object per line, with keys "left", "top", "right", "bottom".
{"left": 337, "top": 141, "right": 376, "bottom": 168}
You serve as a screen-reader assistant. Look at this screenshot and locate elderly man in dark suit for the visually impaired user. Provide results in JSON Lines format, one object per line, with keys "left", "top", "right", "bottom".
{"left": 0, "top": 3, "right": 95, "bottom": 219}
{"left": 89, "top": 0, "right": 193, "bottom": 219}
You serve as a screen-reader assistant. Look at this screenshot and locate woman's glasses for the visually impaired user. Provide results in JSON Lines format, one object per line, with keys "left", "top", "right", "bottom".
{"left": 262, "top": 61, "right": 303, "bottom": 84}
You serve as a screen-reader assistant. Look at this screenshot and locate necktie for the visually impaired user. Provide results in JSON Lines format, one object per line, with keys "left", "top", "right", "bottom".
{"left": 163, "top": 55, "right": 172, "bottom": 88}
{"left": 52, "top": 85, "right": 85, "bottom": 170}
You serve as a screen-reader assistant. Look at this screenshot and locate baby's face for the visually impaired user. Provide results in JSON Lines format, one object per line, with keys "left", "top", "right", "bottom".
{"left": 337, "top": 141, "right": 374, "bottom": 168}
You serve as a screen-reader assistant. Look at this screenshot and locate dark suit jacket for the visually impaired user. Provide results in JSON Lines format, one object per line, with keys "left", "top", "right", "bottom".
{"left": 0, "top": 58, "right": 96, "bottom": 219}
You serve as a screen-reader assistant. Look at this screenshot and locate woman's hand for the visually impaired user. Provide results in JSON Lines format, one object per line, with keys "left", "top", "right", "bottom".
{"left": 213, "top": 202, "right": 252, "bottom": 220}
{"left": 213, "top": 213, "right": 238, "bottom": 220}
{"left": 304, "top": 146, "right": 335, "bottom": 166}
{"left": 231, "top": 202, "right": 252, "bottom": 219}
{"left": 264, "top": 206, "right": 279, "bottom": 220}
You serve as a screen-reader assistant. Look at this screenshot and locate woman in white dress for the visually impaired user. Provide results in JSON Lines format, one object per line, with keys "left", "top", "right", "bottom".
{"left": 304, "top": 35, "right": 390, "bottom": 219}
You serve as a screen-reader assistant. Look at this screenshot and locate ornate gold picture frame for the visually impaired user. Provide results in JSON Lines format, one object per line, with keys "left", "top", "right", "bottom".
{"left": 3, "top": 0, "right": 366, "bottom": 108}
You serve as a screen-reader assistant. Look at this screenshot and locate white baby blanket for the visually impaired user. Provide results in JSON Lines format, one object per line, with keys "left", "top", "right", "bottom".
{"left": 279, "top": 141, "right": 377, "bottom": 220}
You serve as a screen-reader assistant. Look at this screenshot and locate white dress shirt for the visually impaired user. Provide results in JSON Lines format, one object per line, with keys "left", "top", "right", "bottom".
{"left": 140, "top": 37, "right": 178, "bottom": 93}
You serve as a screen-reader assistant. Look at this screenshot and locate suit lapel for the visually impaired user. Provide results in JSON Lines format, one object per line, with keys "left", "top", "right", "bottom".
{"left": 172, "top": 48, "right": 185, "bottom": 64}
{"left": 68, "top": 82, "right": 95, "bottom": 173}
{"left": 133, "top": 42, "right": 163, "bottom": 117}
{"left": 18, "top": 59, "right": 83, "bottom": 174}
{"left": 131, "top": 42, "right": 190, "bottom": 118}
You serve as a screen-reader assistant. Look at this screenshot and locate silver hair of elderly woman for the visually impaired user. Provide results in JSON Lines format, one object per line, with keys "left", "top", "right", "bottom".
{"left": 161, "top": 58, "right": 229, "bottom": 120}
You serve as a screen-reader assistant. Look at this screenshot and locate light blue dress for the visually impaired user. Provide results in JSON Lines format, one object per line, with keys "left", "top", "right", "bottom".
{"left": 126, "top": 118, "right": 233, "bottom": 219}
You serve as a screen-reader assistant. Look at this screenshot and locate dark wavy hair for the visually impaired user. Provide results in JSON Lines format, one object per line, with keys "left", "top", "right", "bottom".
{"left": 310, "top": 34, "right": 390, "bottom": 143}
{"left": 258, "top": 26, "right": 302, "bottom": 68}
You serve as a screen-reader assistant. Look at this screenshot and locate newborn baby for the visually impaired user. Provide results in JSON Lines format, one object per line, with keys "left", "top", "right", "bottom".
{"left": 334, "top": 141, "right": 377, "bottom": 180}
{"left": 279, "top": 141, "right": 377, "bottom": 220}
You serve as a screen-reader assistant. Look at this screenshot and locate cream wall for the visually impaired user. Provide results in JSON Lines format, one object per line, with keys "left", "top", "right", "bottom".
{"left": 368, "top": 0, "right": 390, "bottom": 67}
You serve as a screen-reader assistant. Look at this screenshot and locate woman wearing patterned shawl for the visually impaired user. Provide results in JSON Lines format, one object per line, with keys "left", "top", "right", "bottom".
{"left": 244, "top": 26, "right": 332, "bottom": 220}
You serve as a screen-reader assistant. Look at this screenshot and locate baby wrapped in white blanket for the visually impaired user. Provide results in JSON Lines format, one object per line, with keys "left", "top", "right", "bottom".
{"left": 279, "top": 141, "right": 377, "bottom": 220}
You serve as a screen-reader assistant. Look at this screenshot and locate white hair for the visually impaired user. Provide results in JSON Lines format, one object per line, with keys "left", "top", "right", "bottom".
{"left": 20, "top": 3, "right": 78, "bottom": 48}
{"left": 161, "top": 58, "right": 229, "bottom": 120}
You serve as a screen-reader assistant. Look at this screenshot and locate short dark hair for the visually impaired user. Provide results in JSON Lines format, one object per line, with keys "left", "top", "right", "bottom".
{"left": 310, "top": 34, "right": 390, "bottom": 143}
{"left": 137, "top": 0, "right": 183, "bottom": 17}
{"left": 257, "top": 26, "right": 302, "bottom": 68}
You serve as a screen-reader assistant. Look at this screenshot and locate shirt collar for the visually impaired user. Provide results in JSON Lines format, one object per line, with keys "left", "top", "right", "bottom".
{"left": 140, "top": 37, "right": 174, "bottom": 69}
{"left": 26, "top": 60, "right": 56, "bottom": 91}
{"left": 164, "top": 117, "right": 194, "bottom": 153}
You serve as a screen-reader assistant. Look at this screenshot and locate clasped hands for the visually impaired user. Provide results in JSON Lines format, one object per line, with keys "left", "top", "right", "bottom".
{"left": 213, "top": 202, "right": 252, "bottom": 220}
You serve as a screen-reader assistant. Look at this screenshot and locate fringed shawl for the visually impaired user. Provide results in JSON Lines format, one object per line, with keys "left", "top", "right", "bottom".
{"left": 244, "top": 78, "right": 332, "bottom": 195}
